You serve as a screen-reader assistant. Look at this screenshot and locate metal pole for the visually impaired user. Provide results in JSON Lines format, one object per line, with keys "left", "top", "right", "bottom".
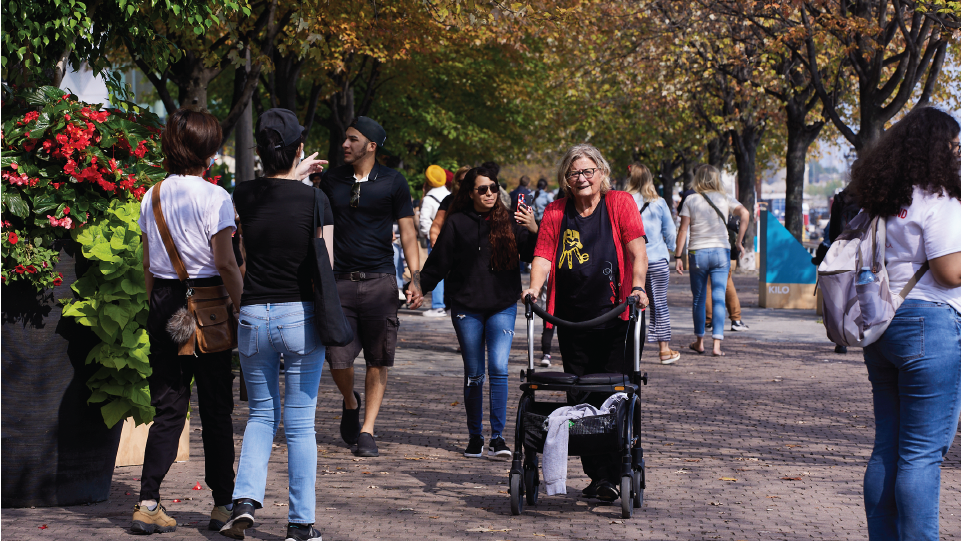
{"left": 633, "top": 309, "right": 642, "bottom": 373}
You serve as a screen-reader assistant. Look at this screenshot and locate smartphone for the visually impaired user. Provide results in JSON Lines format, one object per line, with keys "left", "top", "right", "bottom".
{"left": 516, "top": 194, "right": 529, "bottom": 222}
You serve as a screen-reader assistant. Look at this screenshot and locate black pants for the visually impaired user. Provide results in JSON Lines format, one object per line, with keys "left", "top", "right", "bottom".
{"left": 541, "top": 320, "right": 554, "bottom": 356}
{"left": 140, "top": 278, "right": 235, "bottom": 506}
{"left": 557, "top": 320, "right": 631, "bottom": 485}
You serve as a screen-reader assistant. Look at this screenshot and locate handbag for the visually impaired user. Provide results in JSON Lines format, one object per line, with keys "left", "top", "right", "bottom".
{"left": 152, "top": 180, "right": 238, "bottom": 355}
{"left": 307, "top": 188, "right": 354, "bottom": 347}
{"left": 700, "top": 193, "right": 740, "bottom": 254}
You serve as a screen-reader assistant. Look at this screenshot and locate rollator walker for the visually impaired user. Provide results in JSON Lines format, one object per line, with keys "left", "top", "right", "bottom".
{"left": 508, "top": 295, "right": 648, "bottom": 518}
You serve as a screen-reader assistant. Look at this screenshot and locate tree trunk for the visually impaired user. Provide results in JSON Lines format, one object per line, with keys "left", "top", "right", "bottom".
{"left": 783, "top": 102, "right": 823, "bottom": 241}
{"left": 234, "top": 53, "right": 255, "bottom": 184}
{"left": 657, "top": 159, "right": 678, "bottom": 202}
{"left": 730, "top": 123, "right": 763, "bottom": 253}
{"left": 323, "top": 84, "right": 356, "bottom": 167}
{"left": 707, "top": 136, "right": 730, "bottom": 169}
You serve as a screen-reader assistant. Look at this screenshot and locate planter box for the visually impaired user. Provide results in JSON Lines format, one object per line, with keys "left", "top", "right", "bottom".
{"left": 116, "top": 419, "right": 190, "bottom": 467}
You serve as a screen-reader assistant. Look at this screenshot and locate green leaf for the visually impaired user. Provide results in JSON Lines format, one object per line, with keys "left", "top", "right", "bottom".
{"left": 99, "top": 399, "right": 132, "bottom": 428}
{"left": 3, "top": 192, "right": 29, "bottom": 218}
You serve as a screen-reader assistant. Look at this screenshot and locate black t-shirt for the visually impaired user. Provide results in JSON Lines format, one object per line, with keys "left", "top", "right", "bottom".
{"left": 554, "top": 197, "right": 620, "bottom": 327}
{"left": 233, "top": 178, "right": 333, "bottom": 306}
{"left": 321, "top": 164, "right": 414, "bottom": 273}
{"left": 438, "top": 194, "right": 453, "bottom": 213}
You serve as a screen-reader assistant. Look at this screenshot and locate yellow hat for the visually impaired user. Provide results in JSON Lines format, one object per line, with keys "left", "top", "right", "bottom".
{"left": 425, "top": 165, "right": 446, "bottom": 188}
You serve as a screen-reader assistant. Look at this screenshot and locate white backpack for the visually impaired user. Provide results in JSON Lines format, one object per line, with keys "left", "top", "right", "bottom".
{"left": 817, "top": 210, "right": 928, "bottom": 348}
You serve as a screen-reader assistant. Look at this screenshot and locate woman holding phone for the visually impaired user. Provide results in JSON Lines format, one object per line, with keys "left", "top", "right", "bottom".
{"left": 420, "top": 165, "right": 538, "bottom": 460}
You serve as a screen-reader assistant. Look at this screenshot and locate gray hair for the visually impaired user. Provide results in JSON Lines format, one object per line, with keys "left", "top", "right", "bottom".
{"left": 556, "top": 143, "right": 612, "bottom": 198}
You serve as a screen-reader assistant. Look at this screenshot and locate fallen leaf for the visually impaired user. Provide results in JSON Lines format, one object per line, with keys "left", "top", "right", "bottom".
{"left": 125, "top": 492, "right": 131, "bottom": 495}
{"left": 780, "top": 477, "right": 803, "bottom": 481}
{"left": 684, "top": 459, "right": 701, "bottom": 462}
{"left": 429, "top": 516, "right": 440, "bottom": 519}
{"left": 273, "top": 502, "right": 288, "bottom": 506}
{"left": 192, "top": 482, "right": 203, "bottom": 490}
{"left": 325, "top": 507, "right": 337, "bottom": 510}
{"left": 610, "top": 520, "right": 623, "bottom": 524}
{"left": 663, "top": 443, "right": 674, "bottom": 446}
{"left": 719, "top": 477, "right": 737, "bottom": 482}
{"left": 785, "top": 444, "right": 800, "bottom": 448}
{"left": 363, "top": 471, "right": 372, "bottom": 474}
{"left": 466, "top": 527, "right": 511, "bottom": 533}
{"left": 451, "top": 401, "right": 460, "bottom": 406}
{"left": 39, "top": 525, "right": 48, "bottom": 530}
{"left": 171, "top": 499, "right": 182, "bottom": 503}
{"left": 498, "top": 490, "right": 508, "bottom": 494}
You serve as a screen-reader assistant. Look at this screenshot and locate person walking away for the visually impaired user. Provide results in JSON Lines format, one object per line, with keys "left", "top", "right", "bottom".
{"left": 704, "top": 170, "right": 749, "bottom": 332}
{"left": 845, "top": 106, "right": 961, "bottom": 541}
{"left": 320, "top": 116, "right": 424, "bottom": 458}
{"left": 419, "top": 165, "right": 451, "bottom": 317}
{"left": 521, "top": 143, "right": 650, "bottom": 503}
{"left": 531, "top": 177, "right": 555, "bottom": 222}
{"left": 530, "top": 177, "right": 556, "bottom": 366}
{"left": 674, "top": 164, "right": 748, "bottom": 357}
{"left": 626, "top": 163, "right": 679, "bottom": 364}
{"left": 133, "top": 108, "right": 243, "bottom": 534}
{"left": 219, "top": 109, "right": 329, "bottom": 541}
{"left": 421, "top": 166, "right": 538, "bottom": 459}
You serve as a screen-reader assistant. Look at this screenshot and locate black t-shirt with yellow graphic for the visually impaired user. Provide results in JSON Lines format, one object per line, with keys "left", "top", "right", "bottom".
{"left": 554, "top": 196, "right": 620, "bottom": 327}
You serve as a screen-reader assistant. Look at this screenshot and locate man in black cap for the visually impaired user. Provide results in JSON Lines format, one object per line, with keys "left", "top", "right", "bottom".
{"left": 320, "top": 116, "right": 424, "bottom": 457}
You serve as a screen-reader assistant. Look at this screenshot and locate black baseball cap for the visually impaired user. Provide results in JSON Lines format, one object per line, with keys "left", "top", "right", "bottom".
{"left": 350, "top": 116, "right": 387, "bottom": 147}
{"left": 256, "top": 108, "right": 304, "bottom": 149}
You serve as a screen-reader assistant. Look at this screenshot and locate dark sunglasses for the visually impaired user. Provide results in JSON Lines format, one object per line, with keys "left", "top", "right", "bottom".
{"left": 952, "top": 141, "right": 961, "bottom": 157}
{"left": 350, "top": 182, "right": 362, "bottom": 208}
{"left": 475, "top": 184, "right": 498, "bottom": 195}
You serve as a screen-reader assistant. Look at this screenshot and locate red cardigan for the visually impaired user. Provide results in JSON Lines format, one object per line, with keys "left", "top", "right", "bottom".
{"left": 533, "top": 190, "right": 646, "bottom": 327}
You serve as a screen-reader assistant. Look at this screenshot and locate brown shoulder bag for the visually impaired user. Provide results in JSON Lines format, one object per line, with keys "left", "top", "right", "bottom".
{"left": 152, "top": 180, "right": 238, "bottom": 356}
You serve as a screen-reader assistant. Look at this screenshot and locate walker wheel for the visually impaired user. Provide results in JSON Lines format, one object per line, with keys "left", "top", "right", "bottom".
{"left": 620, "top": 475, "right": 633, "bottom": 519}
{"left": 524, "top": 463, "right": 539, "bottom": 506}
{"left": 633, "top": 469, "right": 644, "bottom": 508}
{"left": 509, "top": 473, "right": 524, "bottom": 515}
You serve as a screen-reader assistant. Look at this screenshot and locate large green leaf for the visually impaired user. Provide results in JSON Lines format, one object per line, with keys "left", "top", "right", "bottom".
{"left": 3, "top": 191, "right": 29, "bottom": 218}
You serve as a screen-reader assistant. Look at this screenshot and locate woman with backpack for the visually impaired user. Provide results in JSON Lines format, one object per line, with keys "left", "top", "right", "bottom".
{"left": 626, "top": 163, "right": 679, "bottom": 364}
{"left": 845, "top": 106, "right": 961, "bottom": 541}
{"left": 673, "top": 164, "right": 749, "bottom": 357}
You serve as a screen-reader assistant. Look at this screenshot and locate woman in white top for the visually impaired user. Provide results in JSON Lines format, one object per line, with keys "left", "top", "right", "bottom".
{"left": 674, "top": 165, "right": 748, "bottom": 356}
{"left": 846, "top": 106, "right": 961, "bottom": 541}
{"left": 133, "top": 108, "right": 244, "bottom": 534}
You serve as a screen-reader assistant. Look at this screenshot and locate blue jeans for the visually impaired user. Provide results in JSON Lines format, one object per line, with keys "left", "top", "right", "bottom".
{"left": 428, "top": 247, "right": 445, "bottom": 310}
{"left": 450, "top": 303, "right": 517, "bottom": 440}
{"left": 392, "top": 243, "right": 404, "bottom": 289}
{"left": 233, "top": 302, "right": 325, "bottom": 524}
{"left": 689, "top": 248, "right": 730, "bottom": 339}
{"left": 863, "top": 300, "right": 961, "bottom": 541}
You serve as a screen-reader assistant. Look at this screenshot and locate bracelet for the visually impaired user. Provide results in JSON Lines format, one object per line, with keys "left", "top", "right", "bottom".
{"left": 631, "top": 286, "right": 646, "bottom": 294}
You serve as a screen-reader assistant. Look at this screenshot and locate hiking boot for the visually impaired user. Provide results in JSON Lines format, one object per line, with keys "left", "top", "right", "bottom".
{"left": 286, "top": 523, "right": 322, "bottom": 541}
{"left": 219, "top": 498, "right": 257, "bottom": 539}
{"left": 340, "top": 391, "right": 361, "bottom": 446}
{"left": 463, "top": 435, "right": 485, "bottom": 458}
{"left": 580, "top": 479, "right": 601, "bottom": 498}
{"left": 488, "top": 437, "right": 511, "bottom": 460}
{"left": 355, "top": 432, "right": 379, "bottom": 457}
{"left": 131, "top": 503, "right": 177, "bottom": 534}
{"left": 539, "top": 354, "right": 551, "bottom": 367}
{"left": 595, "top": 479, "right": 620, "bottom": 502}
{"left": 209, "top": 504, "right": 231, "bottom": 531}
{"left": 731, "top": 320, "right": 750, "bottom": 331}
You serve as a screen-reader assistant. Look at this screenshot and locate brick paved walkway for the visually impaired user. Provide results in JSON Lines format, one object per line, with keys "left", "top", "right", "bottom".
{"left": 3, "top": 273, "right": 959, "bottom": 540}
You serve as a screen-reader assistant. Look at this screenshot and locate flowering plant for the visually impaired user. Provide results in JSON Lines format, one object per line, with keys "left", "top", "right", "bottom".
{"left": 1, "top": 85, "right": 165, "bottom": 289}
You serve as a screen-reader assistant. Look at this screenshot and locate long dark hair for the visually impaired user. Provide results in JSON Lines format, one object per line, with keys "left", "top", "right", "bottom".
{"left": 450, "top": 166, "right": 518, "bottom": 271}
{"left": 848, "top": 106, "right": 961, "bottom": 217}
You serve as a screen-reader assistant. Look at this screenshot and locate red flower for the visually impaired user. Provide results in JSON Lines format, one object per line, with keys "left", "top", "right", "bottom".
{"left": 10, "top": 162, "right": 17, "bottom": 170}
{"left": 8, "top": 232, "right": 18, "bottom": 244}
{"left": 25, "top": 265, "right": 37, "bottom": 274}
{"left": 23, "top": 139, "right": 37, "bottom": 152}
{"left": 63, "top": 207, "right": 70, "bottom": 215}
{"left": 42, "top": 261, "right": 48, "bottom": 268}
{"left": 64, "top": 113, "right": 71, "bottom": 121}
{"left": 14, "top": 265, "right": 25, "bottom": 274}
{"left": 53, "top": 274, "right": 63, "bottom": 286}
{"left": 133, "top": 140, "right": 148, "bottom": 159}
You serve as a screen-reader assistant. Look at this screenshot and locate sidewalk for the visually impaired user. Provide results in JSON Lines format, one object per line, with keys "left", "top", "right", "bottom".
{"left": 2, "top": 273, "right": 958, "bottom": 540}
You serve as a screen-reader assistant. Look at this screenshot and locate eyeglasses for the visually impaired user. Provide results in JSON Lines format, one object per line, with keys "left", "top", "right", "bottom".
{"left": 475, "top": 184, "right": 498, "bottom": 195}
{"left": 350, "top": 182, "right": 362, "bottom": 208}
{"left": 952, "top": 141, "right": 961, "bottom": 157}
{"left": 566, "top": 168, "right": 598, "bottom": 180}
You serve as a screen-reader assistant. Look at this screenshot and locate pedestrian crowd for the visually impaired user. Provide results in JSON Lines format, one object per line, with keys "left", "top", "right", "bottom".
{"left": 130, "top": 105, "right": 960, "bottom": 541}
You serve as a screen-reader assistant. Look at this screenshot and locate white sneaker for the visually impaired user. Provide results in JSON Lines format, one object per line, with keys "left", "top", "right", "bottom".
{"left": 539, "top": 354, "right": 551, "bottom": 367}
{"left": 422, "top": 308, "right": 447, "bottom": 318}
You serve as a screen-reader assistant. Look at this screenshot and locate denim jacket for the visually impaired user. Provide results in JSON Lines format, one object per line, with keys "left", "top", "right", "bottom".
{"left": 631, "top": 194, "right": 676, "bottom": 263}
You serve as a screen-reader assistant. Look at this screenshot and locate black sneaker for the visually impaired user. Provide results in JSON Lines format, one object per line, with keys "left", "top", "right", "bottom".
{"left": 595, "top": 479, "right": 620, "bottom": 502}
{"left": 488, "top": 437, "right": 511, "bottom": 460}
{"left": 731, "top": 320, "right": 750, "bottom": 331}
{"left": 355, "top": 432, "right": 379, "bottom": 457}
{"left": 285, "top": 523, "right": 322, "bottom": 541}
{"left": 580, "top": 479, "right": 601, "bottom": 498}
{"left": 463, "top": 435, "right": 484, "bottom": 458}
{"left": 340, "top": 391, "right": 361, "bottom": 446}
{"left": 219, "top": 498, "right": 257, "bottom": 539}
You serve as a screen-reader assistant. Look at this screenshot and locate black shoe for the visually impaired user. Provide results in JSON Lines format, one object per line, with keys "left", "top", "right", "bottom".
{"left": 595, "top": 479, "right": 619, "bottom": 502}
{"left": 286, "top": 523, "right": 322, "bottom": 541}
{"left": 581, "top": 479, "right": 601, "bottom": 498}
{"left": 340, "top": 391, "right": 361, "bottom": 446}
{"left": 463, "top": 435, "right": 484, "bottom": 458}
{"left": 219, "top": 498, "right": 257, "bottom": 539}
{"left": 355, "top": 432, "right": 379, "bottom": 457}
{"left": 835, "top": 344, "right": 848, "bottom": 354}
{"left": 488, "top": 437, "right": 511, "bottom": 460}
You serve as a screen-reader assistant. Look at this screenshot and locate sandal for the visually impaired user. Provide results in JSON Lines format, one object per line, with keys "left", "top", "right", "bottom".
{"left": 689, "top": 343, "right": 706, "bottom": 355}
{"left": 712, "top": 351, "right": 726, "bottom": 357}
{"left": 659, "top": 350, "right": 680, "bottom": 364}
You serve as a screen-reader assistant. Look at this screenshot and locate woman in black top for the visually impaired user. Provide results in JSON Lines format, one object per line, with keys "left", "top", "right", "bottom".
{"left": 219, "top": 109, "right": 329, "bottom": 541}
{"left": 421, "top": 166, "right": 538, "bottom": 459}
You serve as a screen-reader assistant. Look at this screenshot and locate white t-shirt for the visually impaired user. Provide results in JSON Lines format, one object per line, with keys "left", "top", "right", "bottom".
{"left": 138, "top": 175, "right": 236, "bottom": 280}
{"left": 885, "top": 186, "right": 961, "bottom": 313}
{"left": 680, "top": 191, "right": 743, "bottom": 251}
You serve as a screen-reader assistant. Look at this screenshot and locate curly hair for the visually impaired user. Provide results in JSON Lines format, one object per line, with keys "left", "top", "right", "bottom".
{"left": 450, "top": 166, "right": 518, "bottom": 271}
{"left": 848, "top": 106, "right": 961, "bottom": 217}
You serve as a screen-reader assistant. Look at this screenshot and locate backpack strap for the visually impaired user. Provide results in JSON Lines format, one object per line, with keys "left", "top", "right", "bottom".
{"left": 151, "top": 180, "right": 189, "bottom": 281}
{"left": 898, "top": 262, "right": 929, "bottom": 299}
{"left": 640, "top": 202, "right": 650, "bottom": 214}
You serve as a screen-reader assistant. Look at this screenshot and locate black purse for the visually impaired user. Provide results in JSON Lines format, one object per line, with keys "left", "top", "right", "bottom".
{"left": 308, "top": 188, "right": 354, "bottom": 347}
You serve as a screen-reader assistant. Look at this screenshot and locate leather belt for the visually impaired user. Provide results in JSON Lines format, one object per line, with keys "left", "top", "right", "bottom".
{"left": 336, "top": 272, "right": 391, "bottom": 281}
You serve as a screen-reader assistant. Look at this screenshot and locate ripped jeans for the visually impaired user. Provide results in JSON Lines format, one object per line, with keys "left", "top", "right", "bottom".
{"left": 450, "top": 303, "right": 517, "bottom": 440}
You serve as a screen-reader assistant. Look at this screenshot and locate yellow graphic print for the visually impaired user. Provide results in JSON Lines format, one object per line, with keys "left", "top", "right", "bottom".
{"left": 558, "top": 229, "right": 590, "bottom": 270}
